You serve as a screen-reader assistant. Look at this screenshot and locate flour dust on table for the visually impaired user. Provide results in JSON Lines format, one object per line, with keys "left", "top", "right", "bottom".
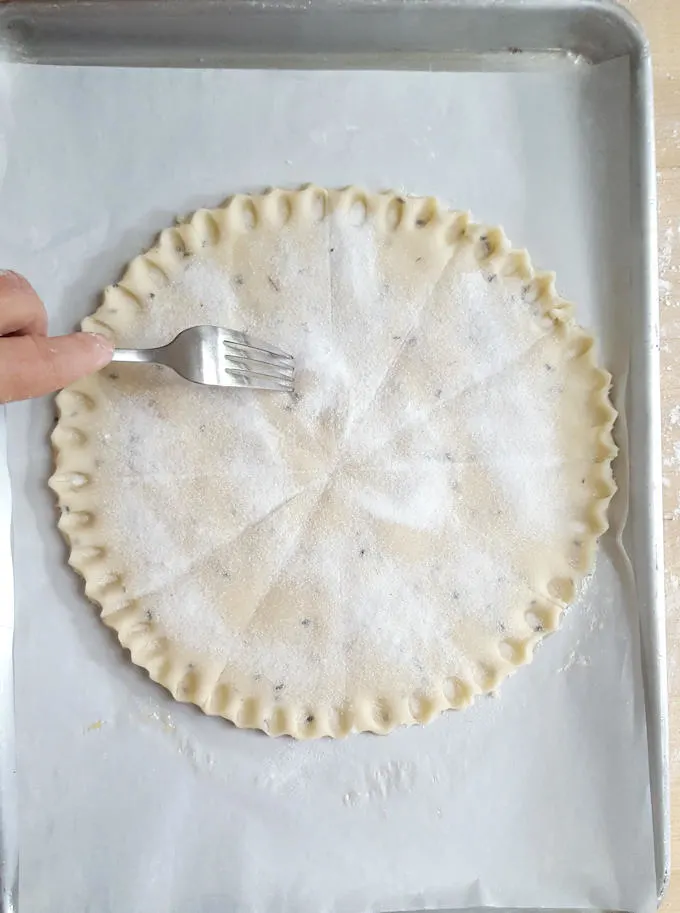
{"left": 49, "top": 186, "right": 617, "bottom": 738}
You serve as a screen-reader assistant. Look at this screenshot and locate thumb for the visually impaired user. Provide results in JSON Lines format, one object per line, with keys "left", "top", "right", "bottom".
{"left": 0, "top": 332, "right": 113, "bottom": 403}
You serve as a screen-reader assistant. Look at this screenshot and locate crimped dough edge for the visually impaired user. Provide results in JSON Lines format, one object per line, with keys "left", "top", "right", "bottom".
{"left": 49, "top": 186, "right": 618, "bottom": 739}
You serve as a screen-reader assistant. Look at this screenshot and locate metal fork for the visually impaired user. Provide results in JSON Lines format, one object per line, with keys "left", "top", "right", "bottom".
{"left": 111, "top": 325, "right": 295, "bottom": 392}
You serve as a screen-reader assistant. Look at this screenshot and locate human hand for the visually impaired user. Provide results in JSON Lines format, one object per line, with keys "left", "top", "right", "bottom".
{"left": 0, "top": 271, "right": 113, "bottom": 403}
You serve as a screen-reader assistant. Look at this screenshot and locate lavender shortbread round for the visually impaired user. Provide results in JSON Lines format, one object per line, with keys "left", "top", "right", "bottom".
{"left": 49, "top": 187, "right": 617, "bottom": 738}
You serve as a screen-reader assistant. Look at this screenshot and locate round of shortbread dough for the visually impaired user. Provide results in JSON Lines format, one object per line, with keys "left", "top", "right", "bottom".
{"left": 50, "top": 187, "right": 616, "bottom": 738}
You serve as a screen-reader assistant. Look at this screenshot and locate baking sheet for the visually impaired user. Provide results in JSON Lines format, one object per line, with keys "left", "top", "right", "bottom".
{"left": 0, "top": 60, "right": 657, "bottom": 913}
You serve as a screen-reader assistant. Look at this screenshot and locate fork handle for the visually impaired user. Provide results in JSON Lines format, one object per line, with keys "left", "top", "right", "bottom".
{"left": 111, "top": 347, "right": 162, "bottom": 365}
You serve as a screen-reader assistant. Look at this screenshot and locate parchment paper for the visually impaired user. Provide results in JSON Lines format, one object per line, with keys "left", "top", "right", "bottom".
{"left": 0, "top": 60, "right": 656, "bottom": 913}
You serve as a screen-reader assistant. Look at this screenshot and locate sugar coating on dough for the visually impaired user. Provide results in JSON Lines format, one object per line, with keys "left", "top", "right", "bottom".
{"left": 50, "top": 187, "right": 617, "bottom": 738}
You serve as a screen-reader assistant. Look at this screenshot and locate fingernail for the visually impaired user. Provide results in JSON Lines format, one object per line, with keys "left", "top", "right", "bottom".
{"left": 82, "top": 332, "right": 114, "bottom": 365}
{"left": 85, "top": 332, "right": 114, "bottom": 347}
{"left": 0, "top": 270, "right": 23, "bottom": 285}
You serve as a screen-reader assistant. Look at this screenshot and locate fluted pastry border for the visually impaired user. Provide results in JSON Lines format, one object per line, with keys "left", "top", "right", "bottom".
{"left": 49, "top": 186, "right": 618, "bottom": 738}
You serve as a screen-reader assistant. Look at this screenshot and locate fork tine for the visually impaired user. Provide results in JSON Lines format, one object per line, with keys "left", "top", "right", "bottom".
{"left": 224, "top": 363, "right": 294, "bottom": 384}
{"left": 224, "top": 350, "right": 295, "bottom": 378}
{"left": 222, "top": 329, "right": 294, "bottom": 361}
{"left": 223, "top": 344, "right": 294, "bottom": 373}
{"left": 224, "top": 373, "right": 295, "bottom": 392}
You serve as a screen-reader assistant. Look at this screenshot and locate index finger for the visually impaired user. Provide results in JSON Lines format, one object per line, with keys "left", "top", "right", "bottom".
{"left": 0, "top": 332, "right": 113, "bottom": 403}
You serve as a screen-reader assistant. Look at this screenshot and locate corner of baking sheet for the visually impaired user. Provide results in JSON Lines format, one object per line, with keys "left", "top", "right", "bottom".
{"left": 594, "top": 0, "right": 651, "bottom": 58}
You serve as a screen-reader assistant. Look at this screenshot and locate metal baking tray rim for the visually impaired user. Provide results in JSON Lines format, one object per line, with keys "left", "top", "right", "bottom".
{"left": 0, "top": 1, "right": 666, "bottom": 911}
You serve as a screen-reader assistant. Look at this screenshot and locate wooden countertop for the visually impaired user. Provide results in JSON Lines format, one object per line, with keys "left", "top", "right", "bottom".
{"left": 621, "top": 0, "right": 680, "bottom": 907}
